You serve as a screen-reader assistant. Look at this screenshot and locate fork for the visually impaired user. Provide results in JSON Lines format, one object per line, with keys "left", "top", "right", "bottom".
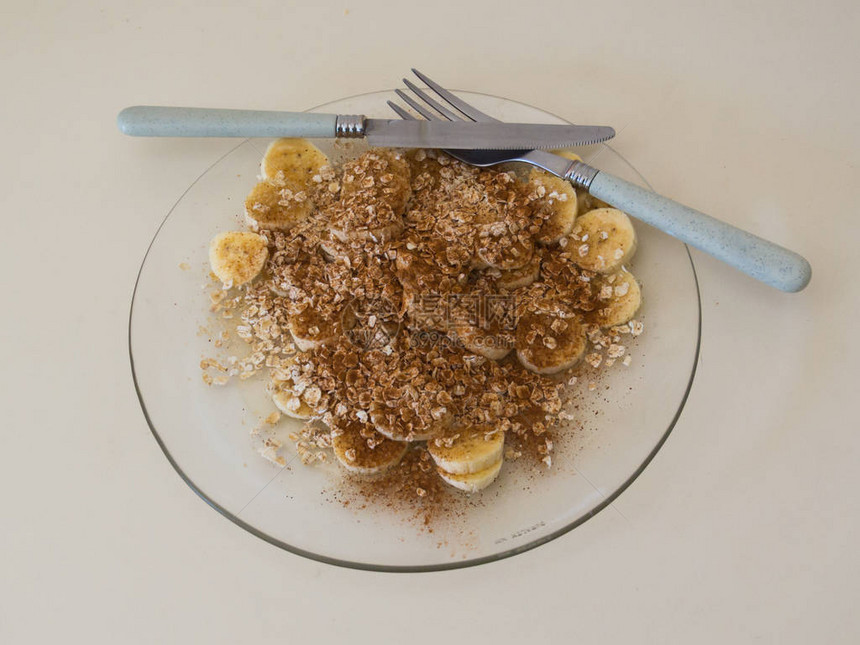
{"left": 389, "top": 70, "right": 811, "bottom": 292}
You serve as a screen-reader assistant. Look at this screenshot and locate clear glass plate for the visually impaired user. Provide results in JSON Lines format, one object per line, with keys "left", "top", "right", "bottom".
{"left": 130, "top": 90, "right": 701, "bottom": 571}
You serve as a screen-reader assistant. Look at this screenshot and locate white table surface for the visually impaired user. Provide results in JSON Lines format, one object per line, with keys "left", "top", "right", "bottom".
{"left": 2, "top": 1, "right": 858, "bottom": 642}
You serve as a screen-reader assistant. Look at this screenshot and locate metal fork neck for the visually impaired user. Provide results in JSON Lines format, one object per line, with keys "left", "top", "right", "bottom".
{"left": 563, "top": 160, "right": 600, "bottom": 191}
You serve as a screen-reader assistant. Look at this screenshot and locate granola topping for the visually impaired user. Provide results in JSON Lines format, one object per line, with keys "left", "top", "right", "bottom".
{"left": 203, "top": 145, "right": 646, "bottom": 509}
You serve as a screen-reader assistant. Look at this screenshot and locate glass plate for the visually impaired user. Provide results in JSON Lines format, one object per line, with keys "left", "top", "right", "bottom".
{"left": 130, "top": 90, "right": 701, "bottom": 571}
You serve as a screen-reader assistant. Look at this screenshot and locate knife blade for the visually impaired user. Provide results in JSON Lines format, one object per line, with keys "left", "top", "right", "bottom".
{"left": 362, "top": 118, "right": 615, "bottom": 149}
{"left": 116, "top": 106, "right": 615, "bottom": 149}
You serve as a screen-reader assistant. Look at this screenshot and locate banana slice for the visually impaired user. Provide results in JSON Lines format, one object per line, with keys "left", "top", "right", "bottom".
{"left": 287, "top": 306, "right": 340, "bottom": 351}
{"left": 331, "top": 150, "right": 411, "bottom": 243}
{"left": 589, "top": 269, "right": 642, "bottom": 327}
{"left": 340, "top": 149, "right": 411, "bottom": 209}
{"left": 244, "top": 180, "right": 314, "bottom": 232}
{"left": 454, "top": 322, "right": 514, "bottom": 360}
{"left": 530, "top": 170, "right": 578, "bottom": 245}
{"left": 437, "top": 456, "right": 503, "bottom": 493}
{"left": 428, "top": 425, "right": 505, "bottom": 475}
{"left": 272, "top": 389, "right": 316, "bottom": 420}
{"left": 269, "top": 355, "right": 319, "bottom": 420}
{"left": 369, "top": 402, "right": 449, "bottom": 442}
{"left": 569, "top": 208, "right": 637, "bottom": 274}
{"left": 452, "top": 296, "right": 516, "bottom": 360}
{"left": 209, "top": 231, "right": 268, "bottom": 287}
{"left": 578, "top": 193, "right": 612, "bottom": 214}
{"left": 400, "top": 281, "right": 445, "bottom": 331}
{"left": 331, "top": 418, "right": 408, "bottom": 476}
{"left": 552, "top": 150, "right": 582, "bottom": 162}
{"left": 396, "top": 245, "right": 461, "bottom": 331}
{"left": 494, "top": 250, "right": 541, "bottom": 290}
{"left": 329, "top": 220, "right": 404, "bottom": 244}
{"left": 477, "top": 235, "right": 535, "bottom": 271}
{"left": 516, "top": 311, "right": 587, "bottom": 375}
{"left": 260, "top": 138, "right": 328, "bottom": 188}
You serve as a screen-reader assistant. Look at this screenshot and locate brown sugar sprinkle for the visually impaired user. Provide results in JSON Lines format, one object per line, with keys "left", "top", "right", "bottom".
{"left": 333, "top": 447, "right": 452, "bottom": 526}
{"left": 203, "top": 146, "right": 645, "bottom": 508}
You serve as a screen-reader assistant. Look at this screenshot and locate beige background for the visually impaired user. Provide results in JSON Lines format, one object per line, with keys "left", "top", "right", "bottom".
{"left": 2, "top": 0, "right": 858, "bottom": 642}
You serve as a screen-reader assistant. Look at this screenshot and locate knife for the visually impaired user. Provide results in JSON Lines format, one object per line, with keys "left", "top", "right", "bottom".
{"left": 116, "top": 106, "right": 615, "bottom": 149}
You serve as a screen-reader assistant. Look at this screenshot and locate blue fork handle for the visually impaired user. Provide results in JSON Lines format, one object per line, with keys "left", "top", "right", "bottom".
{"left": 117, "top": 106, "right": 338, "bottom": 138}
{"left": 588, "top": 171, "right": 812, "bottom": 292}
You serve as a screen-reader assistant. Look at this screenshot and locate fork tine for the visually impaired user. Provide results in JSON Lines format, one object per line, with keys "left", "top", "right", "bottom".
{"left": 402, "top": 78, "right": 460, "bottom": 121}
{"left": 411, "top": 68, "right": 499, "bottom": 123}
{"left": 394, "top": 89, "right": 444, "bottom": 121}
{"left": 387, "top": 100, "right": 416, "bottom": 120}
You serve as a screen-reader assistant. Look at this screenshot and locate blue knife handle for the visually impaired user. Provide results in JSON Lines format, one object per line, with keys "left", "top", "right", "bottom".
{"left": 117, "top": 106, "right": 338, "bottom": 138}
